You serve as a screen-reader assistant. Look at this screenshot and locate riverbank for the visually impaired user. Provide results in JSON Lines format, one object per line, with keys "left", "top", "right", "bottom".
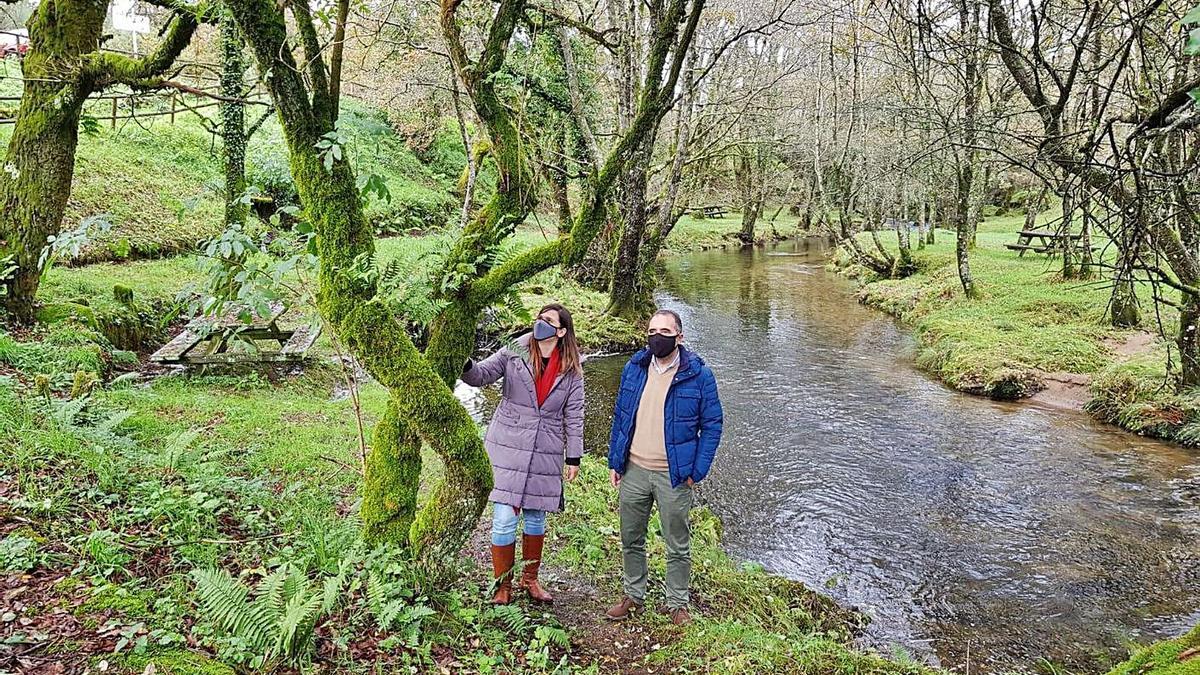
{"left": 7, "top": 215, "right": 895, "bottom": 674}
{"left": 833, "top": 214, "right": 1200, "bottom": 446}
{"left": 4, "top": 221, "right": 1194, "bottom": 673}
{"left": 831, "top": 216, "right": 1200, "bottom": 673}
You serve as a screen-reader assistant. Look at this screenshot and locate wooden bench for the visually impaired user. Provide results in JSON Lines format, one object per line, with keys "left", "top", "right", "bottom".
{"left": 694, "top": 205, "right": 728, "bottom": 219}
{"left": 151, "top": 301, "right": 322, "bottom": 366}
{"left": 1007, "top": 229, "right": 1089, "bottom": 257}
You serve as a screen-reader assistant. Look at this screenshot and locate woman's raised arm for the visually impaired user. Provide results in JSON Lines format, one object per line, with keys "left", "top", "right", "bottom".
{"left": 461, "top": 349, "right": 509, "bottom": 387}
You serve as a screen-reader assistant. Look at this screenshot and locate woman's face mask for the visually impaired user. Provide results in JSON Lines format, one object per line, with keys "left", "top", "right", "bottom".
{"left": 533, "top": 318, "right": 559, "bottom": 340}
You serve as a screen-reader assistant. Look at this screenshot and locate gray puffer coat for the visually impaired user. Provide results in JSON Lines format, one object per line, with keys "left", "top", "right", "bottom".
{"left": 461, "top": 334, "right": 584, "bottom": 512}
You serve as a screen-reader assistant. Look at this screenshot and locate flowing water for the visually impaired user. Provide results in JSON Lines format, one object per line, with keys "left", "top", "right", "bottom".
{"left": 461, "top": 237, "right": 1200, "bottom": 673}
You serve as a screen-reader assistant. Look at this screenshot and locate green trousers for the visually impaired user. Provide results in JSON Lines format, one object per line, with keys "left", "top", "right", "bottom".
{"left": 619, "top": 462, "right": 693, "bottom": 609}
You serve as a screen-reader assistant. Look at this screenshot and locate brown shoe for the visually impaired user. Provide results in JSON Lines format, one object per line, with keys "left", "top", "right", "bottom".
{"left": 605, "top": 596, "right": 643, "bottom": 621}
{"left": 519, "top": 534, "right": 553, "bottom": 603}
{"left": 670, "top": 607, "right": 692, "bottom": 626}
{"left": 490, "top": 543, "right": 516, "bottom": 605}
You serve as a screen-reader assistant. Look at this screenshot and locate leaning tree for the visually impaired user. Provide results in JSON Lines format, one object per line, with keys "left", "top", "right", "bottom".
{"left": 0, "top": 0, "right": 205, "bottom": 321}
{"left": 219, "top": 0, "right": 702, "bottom": 566}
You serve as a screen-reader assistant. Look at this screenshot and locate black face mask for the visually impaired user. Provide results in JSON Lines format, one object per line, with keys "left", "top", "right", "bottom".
{"left": 647, "top": 334, "right": 678, "bottom": 359}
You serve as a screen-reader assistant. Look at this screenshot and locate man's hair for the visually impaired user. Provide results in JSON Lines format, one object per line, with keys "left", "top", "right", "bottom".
{"left": 653, "top": 309, "right": 683, "bottom": 333}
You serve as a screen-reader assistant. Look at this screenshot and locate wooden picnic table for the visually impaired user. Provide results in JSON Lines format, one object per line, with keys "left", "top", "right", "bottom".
{"left": 694, "top": 205, "right": 728, "bottom": 219}
{"left": 1006, "top": 229, "right": 1091, "bottom": 257}
{"left": 151, "top": 301, "right": 321, "bottom": 365}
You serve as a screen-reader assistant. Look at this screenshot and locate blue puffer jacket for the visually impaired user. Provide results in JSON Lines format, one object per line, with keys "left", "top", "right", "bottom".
{"left": 608, "top": 346, "right": 724, "bottom": 487}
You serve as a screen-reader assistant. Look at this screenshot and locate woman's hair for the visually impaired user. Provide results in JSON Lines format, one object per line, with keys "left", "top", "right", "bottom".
{"left": 531, "top": 303, "right": 583, "bottom": 378}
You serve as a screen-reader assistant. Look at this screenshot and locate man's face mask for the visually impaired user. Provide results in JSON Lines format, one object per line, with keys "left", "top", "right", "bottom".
{"left": 647, "top": 333, "right": 678, "bottom": 358}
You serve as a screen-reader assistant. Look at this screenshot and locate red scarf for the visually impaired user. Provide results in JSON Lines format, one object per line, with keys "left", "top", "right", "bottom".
{"left": 534, "top": 347, "right": 561, "bottom": 407}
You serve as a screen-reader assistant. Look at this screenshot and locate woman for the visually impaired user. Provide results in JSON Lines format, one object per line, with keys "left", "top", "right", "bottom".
{"left": 461, "top": 303, "right": 585, "bottom": 604}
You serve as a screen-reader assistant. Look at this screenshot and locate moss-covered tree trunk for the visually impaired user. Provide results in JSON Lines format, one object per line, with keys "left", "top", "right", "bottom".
{"left": 1110, "top": 232, "right": 1141, "bottom": 327}
{"left": 735, "top": 148, "right": 762, "bottom": 245}
{"left": 953, "top": 0, "right": 980, "bottom": 298}
{"left": 0, "top": 0, "right": 104, "bottom": 321}
{"left": 219, "top": 14, "right": 249, "bottom": 228}
{"left": 608, "top": 139, "right": 655, "bottom": 319}
{"left": 1180, "top": 292, "right": 1200, "bottom": 388}
{"left": 0, "top": 84, "right": 87, "bottom": 321}
{"left": 222, "top": 0, "right": 489, "bottom": 564}
{"left": 0, "top": 0, "right": 199, "bottom": 321}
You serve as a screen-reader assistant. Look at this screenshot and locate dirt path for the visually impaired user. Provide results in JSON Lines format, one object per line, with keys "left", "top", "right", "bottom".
{"left": 1029, "top": 331, "right": 1160, "bottom": 411}
{"left": 463, "top": 519, "right": 665, "bottom": 674}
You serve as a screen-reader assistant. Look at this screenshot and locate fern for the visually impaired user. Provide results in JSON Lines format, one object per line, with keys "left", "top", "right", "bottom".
{"left": 535, "top": 625, "right": 570, "bottom": 649}
{"left": 191, "top": 562, "right": 351, "bottom": 668}
{"left": 191, "top": 568, "right": 276, "bottom": 656}
{"left": 276, "top": 589, "right": 323, "bottom": 659}
{"left": 488, "top": 604, "right": 529, "bottom": 634}
{"left": 255, "top": 565, "right": 291, "bottom": 620}
{"left": 321, "top": 568, "right": 346, "bottom": 615}
{"left": 366, "top": 571, "right": 388, "bottom": 617}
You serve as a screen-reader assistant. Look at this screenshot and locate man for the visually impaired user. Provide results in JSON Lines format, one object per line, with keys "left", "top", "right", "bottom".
{"left": 605, "top": 308, "right": 724, "bottom": 626}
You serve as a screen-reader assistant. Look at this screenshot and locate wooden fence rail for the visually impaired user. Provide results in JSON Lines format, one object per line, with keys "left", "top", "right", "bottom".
{"left": 0, "top": 58, "right": 263, "bottom": 127}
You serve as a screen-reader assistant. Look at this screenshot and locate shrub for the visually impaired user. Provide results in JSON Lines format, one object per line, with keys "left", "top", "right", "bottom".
{"left": 0, "top": 534, "right": 44, "bottom": 572}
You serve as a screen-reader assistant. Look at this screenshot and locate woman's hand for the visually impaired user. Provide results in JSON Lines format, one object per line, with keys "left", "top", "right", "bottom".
{"left": 565, "top": 465, "right": 580, "bottom": 482}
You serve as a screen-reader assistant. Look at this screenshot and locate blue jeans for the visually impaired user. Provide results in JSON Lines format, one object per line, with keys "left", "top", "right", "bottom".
{"left": 491, "top": 503, "right": 546, "bottom": 546}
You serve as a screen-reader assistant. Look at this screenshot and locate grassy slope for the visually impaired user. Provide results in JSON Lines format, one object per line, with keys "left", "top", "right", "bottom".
{"left": 840, "top": 214, "right": 1200, "bottom": 442}
{"left": 1106, "top": 624, "right": 1200, "bottom": 675}
{"left": 0, "top": 74, "right": 458, "bottom": 265}
{"left": 847, "top": 215, "right": 1124, "bottom": 391}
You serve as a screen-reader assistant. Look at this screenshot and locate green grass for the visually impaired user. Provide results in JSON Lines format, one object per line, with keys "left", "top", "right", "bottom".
{"left": 1106, "top": 624, "right": 1200, "bottom": 675}
{"left": 0, "top": 75, "right": 462, "bottom": 265}
{"left": 666, "top": 212, "right": 799, "bottom": 253}
{"left": 839, "top": 213, "right": 1200, "bottom": 443}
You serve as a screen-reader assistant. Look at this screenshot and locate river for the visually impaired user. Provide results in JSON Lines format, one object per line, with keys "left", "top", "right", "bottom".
{"left": 466, "top": 237, "right": 1200, "bottom": 673}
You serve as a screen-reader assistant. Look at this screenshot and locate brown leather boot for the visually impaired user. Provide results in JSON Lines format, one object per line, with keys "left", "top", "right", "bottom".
{"left": 605, "top": 596, "right": 643, "bottom": 621}
{"left": 491, "top": 543, "right": 516, "bottom": 604}
{"left": 519, "top": 534, "right": 554, "bottom": 603}
{"left": 670, "top": 607, "right": 692, "bottom": 626}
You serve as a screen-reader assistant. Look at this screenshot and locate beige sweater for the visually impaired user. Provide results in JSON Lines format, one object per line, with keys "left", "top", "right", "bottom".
{"left": 628, "top": 361, "right": 677, "bottom": 472}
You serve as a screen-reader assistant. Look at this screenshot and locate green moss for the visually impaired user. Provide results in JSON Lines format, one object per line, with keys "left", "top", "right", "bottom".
{"left": 361, "top": 399, "right": 422, "bottom": 545}
{"left": 36, "top": 301, "right": 99, "bottom": 328}
{"left": 109, "top": 650, "right": 236, "bottom": 675}
{"left": 1107, "top": 624, "right": 1200, "bottom": 675}
{"left": 77, "top": 585, "right": 154, "bottom": 619}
